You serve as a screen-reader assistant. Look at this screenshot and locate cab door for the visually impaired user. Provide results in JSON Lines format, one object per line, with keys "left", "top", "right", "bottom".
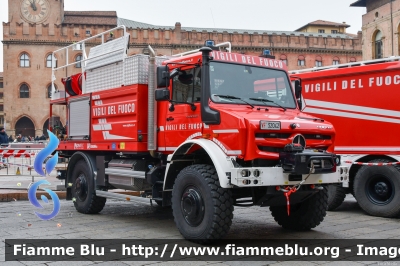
{"left": 163, "top": 67, "right": 203, "bottom": 151}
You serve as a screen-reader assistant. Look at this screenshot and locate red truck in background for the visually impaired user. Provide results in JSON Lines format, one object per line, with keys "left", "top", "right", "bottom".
{"left": 49, "top": 26, "right": 345, "bottom": 243}
{"left": 290, "top": 58, "right": 400, "bottom": 218}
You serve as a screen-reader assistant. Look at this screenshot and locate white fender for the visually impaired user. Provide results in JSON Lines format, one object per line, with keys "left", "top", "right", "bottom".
{"left": 165, "top": 139, "right": 235, "bottom": 188}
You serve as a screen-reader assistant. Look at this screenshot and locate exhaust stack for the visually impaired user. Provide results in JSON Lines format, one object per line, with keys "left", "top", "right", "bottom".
{"left": 148, "top": 45, "right": 157, "bottom": 156}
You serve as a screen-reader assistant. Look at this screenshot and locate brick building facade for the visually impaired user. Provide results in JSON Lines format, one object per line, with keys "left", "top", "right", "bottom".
{"left": 2, "top": 0, "right": 362, "bottom": 137}
{"left": 0, "top": 72, "right": 3, "bottom": 128}
{"left": 351, "top": 0, "right": 400, "bottom": 60}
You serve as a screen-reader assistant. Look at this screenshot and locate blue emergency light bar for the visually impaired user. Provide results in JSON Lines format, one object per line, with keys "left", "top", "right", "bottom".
{"left": 261, "top": 49, "right": 275, "bottom": 59}
{"left": 263, "top": 50, "right": 271, "bottom": 56}
{"left": 205, "top": 40, "right": 215, "bottom": 47}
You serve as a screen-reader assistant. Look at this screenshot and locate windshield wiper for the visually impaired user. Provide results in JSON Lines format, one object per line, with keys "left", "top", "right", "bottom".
{"left": 249, "top": 98, "right": 287, "bottom": 111}
{"left": 214, "top": 94, "right": 254, "bottom": 109}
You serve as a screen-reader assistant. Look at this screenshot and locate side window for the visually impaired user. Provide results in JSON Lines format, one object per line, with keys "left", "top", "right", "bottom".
{"left": 172, "top": 68, "right": 201, "bottom": 103}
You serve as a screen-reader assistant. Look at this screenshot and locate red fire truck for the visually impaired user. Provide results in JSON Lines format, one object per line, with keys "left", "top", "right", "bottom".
{"left": 50, "top": 26, "right": 345, "bottom": 242}
{"left": 290, "top": 58, "right": 400, "bottom": 218}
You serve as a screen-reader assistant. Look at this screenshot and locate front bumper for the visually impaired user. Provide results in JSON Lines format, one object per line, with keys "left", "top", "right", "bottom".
{"left": 230, "top": 165, "right": 348, "bottom": 187}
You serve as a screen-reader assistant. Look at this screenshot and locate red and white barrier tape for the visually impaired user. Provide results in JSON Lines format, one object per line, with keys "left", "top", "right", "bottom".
{"left": 344, "top": 160, "right": 400, "bottom": 166}
{"left": 0, "top": 162, "right": 33, "bottom": 169}
{"left": 0, "top": 150, "right": 35, "bottom": 158}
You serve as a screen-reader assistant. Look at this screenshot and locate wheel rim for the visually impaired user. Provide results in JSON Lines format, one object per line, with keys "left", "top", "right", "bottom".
{"left": 74, "top": 173, "right": 88, "bottom": 201}
{"left": 365, "top": 174, "right": 395, "bottom": 205}
{"left": 180, "top": 186, "right": 205, "bottom": 227}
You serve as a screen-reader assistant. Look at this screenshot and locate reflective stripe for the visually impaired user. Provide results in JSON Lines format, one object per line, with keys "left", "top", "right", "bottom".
{"left": 335, "top": 147, "right": 400, "bottom": 152}
{"left": 304, "top": 107, "right": 400, "bottom": 124}
{"left": 306, "top": 100, "right": 400, "bottom": 118}
{"left": 213, "top": 129, "right": 239, "bottom": 133}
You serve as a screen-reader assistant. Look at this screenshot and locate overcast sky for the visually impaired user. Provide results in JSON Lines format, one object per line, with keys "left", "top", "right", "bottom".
{"left": 0, "top": 0, "right": 366, "bottom": 71}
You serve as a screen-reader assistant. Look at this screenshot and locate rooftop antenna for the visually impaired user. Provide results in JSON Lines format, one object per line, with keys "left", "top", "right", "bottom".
{"left": 210, "top": 8, "right": 216, "bottom": 28}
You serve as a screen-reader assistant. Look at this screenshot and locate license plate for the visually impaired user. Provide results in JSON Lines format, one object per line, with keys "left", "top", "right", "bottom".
{"left": 260, "top": 121, "right": 281, "bottom": 130}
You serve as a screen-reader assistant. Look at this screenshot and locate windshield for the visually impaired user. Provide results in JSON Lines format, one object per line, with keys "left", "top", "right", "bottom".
{"left": 209, "top": 62, "right": 297, "bottom": 109}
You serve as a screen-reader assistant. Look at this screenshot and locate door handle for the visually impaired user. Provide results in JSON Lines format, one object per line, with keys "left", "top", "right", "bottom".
{"left": 166, "top": 117, "right": 174, "bottom": 121}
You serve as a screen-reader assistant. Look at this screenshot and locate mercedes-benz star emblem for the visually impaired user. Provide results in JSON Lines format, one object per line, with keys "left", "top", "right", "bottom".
{"left": 293, "top": 134, "right": 306, "bottom": 147}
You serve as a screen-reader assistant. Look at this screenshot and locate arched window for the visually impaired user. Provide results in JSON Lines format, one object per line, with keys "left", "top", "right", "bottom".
{"left": 15, "top": 116, "right": 35, "bottom": 138}
{"left": 374, "top": 31, "right": 383, "bottom": 59}
{"left": 333, "top": 56, "right": 340, "bottom": 65}
{"left": 46, "top": 54, "right": 57, "bottom": 68}
{"left": 280, "top": 54, "right": 288, "bottom": 66}
{"left": 47, "top": 84, "right": 57, "bottom": 98}
{"left": 19, "top": 84, "right": 30, "bottom": 98}
{"left": 298, "top": 55, "right": 305, "bottom": 66}
{"left": 315, "top": 56, "right": 322, "bottom": 67}
{"left": 75, "top": 54, "right": 82, "bottom": 68}
{"left": 20, "top": 53, "right": 30, "bottom": 68}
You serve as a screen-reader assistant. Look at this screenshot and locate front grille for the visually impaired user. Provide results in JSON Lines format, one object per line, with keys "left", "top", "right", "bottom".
{"left": 258, "top": 146, "right": 285, "bottom": 153}
{"left": 256, "top": 133, "right": 291, "bottom": 139}
{"left": 309, "top": 158, "right": 334, "bottom": 169}
{"left": 303, "top": 134, "right": 331, "bottom": 140}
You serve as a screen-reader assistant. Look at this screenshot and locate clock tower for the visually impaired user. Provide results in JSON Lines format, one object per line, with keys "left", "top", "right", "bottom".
{"left": 9, "top": 0, "right": 64, "bottom": 25}
{"left": 3, "top": 0, "right": 118, "bottom": 137}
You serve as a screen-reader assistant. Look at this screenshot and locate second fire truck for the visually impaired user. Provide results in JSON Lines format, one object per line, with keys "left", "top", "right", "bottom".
{"left": 291, "top": 57, "right": 400, "bottom": 218}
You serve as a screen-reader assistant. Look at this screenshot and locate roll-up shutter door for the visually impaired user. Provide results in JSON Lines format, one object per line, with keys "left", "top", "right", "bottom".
{"left": 69, "top": 97, "right": 90, "bottom": 139}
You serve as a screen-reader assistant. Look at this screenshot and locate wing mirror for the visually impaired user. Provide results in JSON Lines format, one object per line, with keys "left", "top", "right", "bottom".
{"left": 157, "top": 66, "right": 170, "bottom": 87}
{"left": 155, "top": 89, "right": 170, "bottom": 101}
{"left": 294, "top": 79, "right": 303, "bottom": 110}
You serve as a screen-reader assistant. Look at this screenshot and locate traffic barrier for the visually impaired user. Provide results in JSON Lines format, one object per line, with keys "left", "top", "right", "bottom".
{"left": 0, "top": 162, "right": 33, "bottom": 169}
{"left": 344, "top": 160, "right": 400, "bottom": 166}
{"left": 0, "top": 147, "right": 38, "bottom": 176}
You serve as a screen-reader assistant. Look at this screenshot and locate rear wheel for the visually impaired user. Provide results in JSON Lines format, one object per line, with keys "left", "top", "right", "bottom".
{"left": 171, "top": 164, "right": 233, "bottom": 243}
{"left": 270, "top": 187, "right": 328, "bottom": 230}
{"left": 72, "top": 160, "right": 106, "bottom": 214}
{"left": 327, "top": 184, "right": 347, "bottom": 211}
{"left": 353, "top": 160, "right": 400, "bottom": 218}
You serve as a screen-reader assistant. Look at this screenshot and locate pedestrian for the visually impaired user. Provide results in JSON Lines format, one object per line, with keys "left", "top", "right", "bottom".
{"left": 0, "top": 127, "right": 9, "bottom": 146}
{"left": 0, "top": 127, "right": 9, "bottom": 166}
{"left": 35, "top": 136, "right": 39, "bottom": 141}
{"left": 17, "top": 134, "right": 22, "bottom": 142}
{"left": 39, "top": 134, "right": 46, "bottom": 141}
{"left": 8, "top": 135, "right": 14, "bottom": 142}
{"left": 21, "top": 136, "right": 26, "bottom": 142}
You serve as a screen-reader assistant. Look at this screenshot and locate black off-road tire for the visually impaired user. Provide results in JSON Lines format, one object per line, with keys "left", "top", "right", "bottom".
{"left": 327, "top": 184, "right": 347, "bottom": 211}
{"left": 171, "top": 164, "right": 234, "bottom": 243}
{"left": 353, "top": 159, "right": 400, "bottom": 218}
{"left": 270, "top": 186, "right": 328, "bottom": 230}
{"left": 72, "top": 160, "right": 106, "bottom": 214}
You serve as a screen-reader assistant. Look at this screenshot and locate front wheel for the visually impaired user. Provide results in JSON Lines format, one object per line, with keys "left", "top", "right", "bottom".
{"left": 353, "top": 160, "right": 400, "bottom": 218}
{"left": 171, "top": 164, "right": 234, "bottom": 243}
{"left": 270, "top": 187, "right": 328, "bottom": 230}
{"left": 71, "top": 160, "right": 106, "bottom": 214}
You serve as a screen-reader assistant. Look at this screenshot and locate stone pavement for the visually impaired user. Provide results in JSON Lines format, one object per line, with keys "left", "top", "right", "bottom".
{"left": 1, "top": 193, "right": 399, "bottom": 266}
{"left": 0, "top": 158, "right": 399, "bottom": 265}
